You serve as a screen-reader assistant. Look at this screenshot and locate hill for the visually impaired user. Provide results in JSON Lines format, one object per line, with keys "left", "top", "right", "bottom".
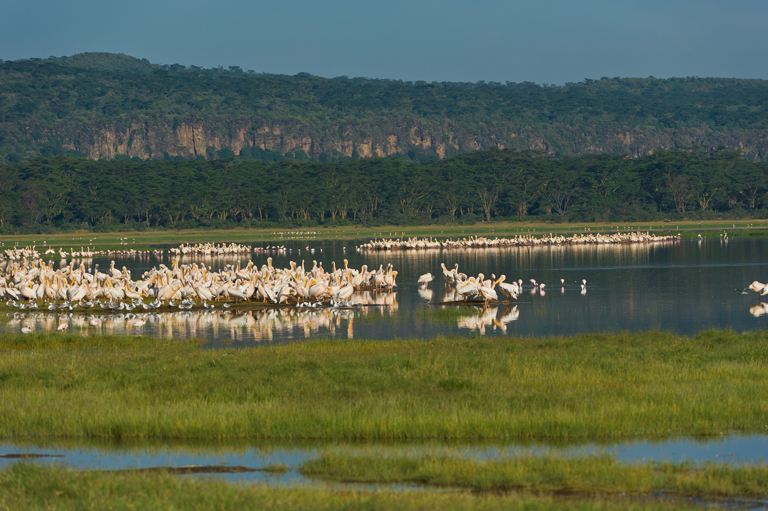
{"left": 1, "top": 53, "right": 768, "bottom": 164}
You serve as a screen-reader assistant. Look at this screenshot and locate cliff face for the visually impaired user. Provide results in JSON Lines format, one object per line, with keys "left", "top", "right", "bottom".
{"left": 17, "top": 117, "right": 768, "bottom": 162}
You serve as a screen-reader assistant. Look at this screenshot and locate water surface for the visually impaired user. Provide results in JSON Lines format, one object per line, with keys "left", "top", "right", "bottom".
{"left": 2, "top": 434, "right": 767, "bottom": 485}
{"left": 3, "top": 238, "right": 767, "bottom": 344}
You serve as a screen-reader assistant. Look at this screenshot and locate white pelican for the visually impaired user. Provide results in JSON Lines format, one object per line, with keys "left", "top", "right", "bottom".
{"left": 457, "top": 278, "right": 479, "bottom": 301}
{"left": 479, "top": 277, "right": 503, "bottom": 304}
{"left": 497, "top": 276, "right": 518, "bottom": 302}
{"left": 336, "top": 284, "right": 354, "bottom": 302}
{"left": 440, "top": 263, "right": 455, "bottom": 286}
{"left": 418, "top": 273, "right": 434, "bottom": 287}
{"left": 308, "top": 280, "right": 327, "bottom": 300}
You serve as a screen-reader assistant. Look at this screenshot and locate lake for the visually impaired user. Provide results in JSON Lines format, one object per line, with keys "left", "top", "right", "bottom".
{"left": 3, "top": 237, "right": 767, "bottom": 344}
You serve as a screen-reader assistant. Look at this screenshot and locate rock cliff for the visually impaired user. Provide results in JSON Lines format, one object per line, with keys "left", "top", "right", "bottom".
{"left": 16, "top": 116, "right": 768, "bottom": 162}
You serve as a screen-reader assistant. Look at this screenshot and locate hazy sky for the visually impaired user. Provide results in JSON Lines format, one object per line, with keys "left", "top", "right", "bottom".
{"left": 2, "top": 0, "right": 767, "bottom": 84}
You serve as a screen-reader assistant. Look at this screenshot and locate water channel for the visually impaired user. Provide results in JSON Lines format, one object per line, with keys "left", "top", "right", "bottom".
{"left": 2, "top": 434, "right": 767, "bottom": 485}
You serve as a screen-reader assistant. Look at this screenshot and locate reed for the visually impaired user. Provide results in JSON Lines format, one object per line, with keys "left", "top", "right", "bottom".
{"left": 1, "top": 330, "right": 767, "bottom": 440}
{"left": 0, "top": 463, "right": 705, "bottom": 511}
{"left": 302, "top": 451, "right": 768, "bottom": 497}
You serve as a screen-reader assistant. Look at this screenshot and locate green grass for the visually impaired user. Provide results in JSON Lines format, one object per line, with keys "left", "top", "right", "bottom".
{"left": 302, "top": 452, "right": 768, "bottom": 497}
{"left": 0, "top": 463, "right": 702, "bottom": 511}
{"left": 1, "top": 330, "right": 768, "bottom": 441}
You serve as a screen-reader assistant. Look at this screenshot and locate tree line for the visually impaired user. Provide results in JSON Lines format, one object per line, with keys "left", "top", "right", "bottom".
{"left": 0, "top": 148, "right": 765, "bottom": 233}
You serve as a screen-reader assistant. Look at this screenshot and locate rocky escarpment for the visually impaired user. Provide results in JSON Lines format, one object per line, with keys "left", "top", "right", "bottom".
{"left": 10, "top": 116, "right": 768, "bottom": 162}
{"left": 3, "top": 55, "right": 768, "bottom": 163}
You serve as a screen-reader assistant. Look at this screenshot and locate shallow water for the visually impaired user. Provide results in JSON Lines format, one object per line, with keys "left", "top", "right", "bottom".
{"left": 2, "top": 237, "right": 767, "bottom": 344}
{"left": 2, "top": 434, "right": 767, "bottom": 485}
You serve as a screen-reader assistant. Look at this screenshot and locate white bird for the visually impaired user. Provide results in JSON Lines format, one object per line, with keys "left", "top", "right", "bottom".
{"left": 57, "top": 322, "right": 68, "bottom": 331}
{"left": 440, "top": 263, "right": 455, "bottom": 286}
{"left": 497, "top": 276, "right": 518, "bottom": 302}
{"left": 417, "top": 273, "right": 434, "bottom": 287}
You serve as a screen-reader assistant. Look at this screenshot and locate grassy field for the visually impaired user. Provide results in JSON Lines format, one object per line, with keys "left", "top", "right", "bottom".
{"left": 302, "top": 452, "right": 768, "bottom": 497}
{"left": 1, "top": 330, "right": 767, "bottom": 440}
{"left": 0, "top": 463, "right": 704, "bottom": 511}
{"left": 1, "top": 219, "right": 767, "bottom": 251}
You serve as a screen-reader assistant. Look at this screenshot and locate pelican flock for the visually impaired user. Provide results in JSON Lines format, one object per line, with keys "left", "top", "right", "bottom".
{"left": 1, "top": 254, "right": 399, "bottom": 313}
{"left": 169, "top": 243, "right": 251, "bottom": 256}
{"left": 360, "top": 232, "right": 679, "bottom": 251}
{"left": 420, "top": 263, "right": 523, "bottom": 304}
{"left": 418, "top": 262, "right": 597, "bottom": 306}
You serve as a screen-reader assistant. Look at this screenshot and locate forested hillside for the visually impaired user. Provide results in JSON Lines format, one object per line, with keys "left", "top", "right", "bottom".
{"left": 1, "top": 148, "right": 765, "bottom": 233}
{"left": 1, "top": 53, "right": 768, "bottom": 164}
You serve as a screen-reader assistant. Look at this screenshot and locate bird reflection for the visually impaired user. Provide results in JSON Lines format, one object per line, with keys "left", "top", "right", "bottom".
{"left": 417, "top": 288, "right": 434, "bottom": 302}
{"left": 1, "top": 290, "right": 395, "bottom": 342}
{"left": 456, "top": 306, "right": 520, "bottom": 335}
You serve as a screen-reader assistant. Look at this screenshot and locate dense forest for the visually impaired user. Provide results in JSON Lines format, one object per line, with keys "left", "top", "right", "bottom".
{"left": 2, "top": 53, "right": 768, "bottom": 164}
{"left": 0, "top": 148, "right": 765, "bottom": 233}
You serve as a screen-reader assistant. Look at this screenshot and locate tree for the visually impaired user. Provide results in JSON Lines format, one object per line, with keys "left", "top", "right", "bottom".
{"left": 667, "top": 175, "right": 694, "bottom": 213}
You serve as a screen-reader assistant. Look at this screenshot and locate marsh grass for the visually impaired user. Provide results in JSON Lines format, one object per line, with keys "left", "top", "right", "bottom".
{"left": 0, "top": 463, "right": 701, "bottom": 511}
{"left": 0, "top": 331, "right": 199, "bottom": 350}
{"left": 301, "top": 452, "right": 768, "bottom": 497}
{"left": 1, "top": 330, "right": 768, "bottom": 440}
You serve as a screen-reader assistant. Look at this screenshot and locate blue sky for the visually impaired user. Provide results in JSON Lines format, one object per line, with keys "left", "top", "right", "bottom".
{"left": 2, "top": 0, "right": 767, "bottom": 84}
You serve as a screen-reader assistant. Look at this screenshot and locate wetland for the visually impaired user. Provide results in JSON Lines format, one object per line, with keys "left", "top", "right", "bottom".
{"left": 1, "top": 229, "right": 768, "bottom": 509}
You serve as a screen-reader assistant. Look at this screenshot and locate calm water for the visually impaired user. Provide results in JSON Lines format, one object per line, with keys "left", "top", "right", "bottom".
{"left": 2, "top": 435, "right": 767, "bottom": 485}
{"left": 3, "top": 238, "right": 767, "bottom": 344}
